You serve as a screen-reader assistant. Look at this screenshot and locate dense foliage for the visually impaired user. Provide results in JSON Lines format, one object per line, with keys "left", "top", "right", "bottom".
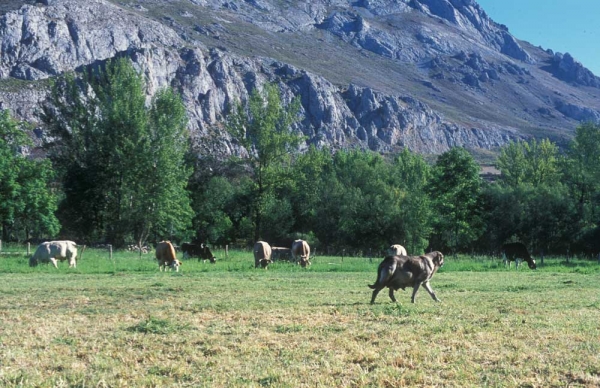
{"left": 194, "top": 120, "right": 600, "bottom": 256}
{"left": 0, "top": 110, "right": 59, "bottom": 241}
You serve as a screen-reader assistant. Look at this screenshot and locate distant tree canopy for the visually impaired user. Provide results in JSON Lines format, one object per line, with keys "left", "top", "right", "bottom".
{"left": 0, "top": 109, "right": 59, "bottom": 241}
{"left": 44, "top": 58, "right": 193, "bottom": 247}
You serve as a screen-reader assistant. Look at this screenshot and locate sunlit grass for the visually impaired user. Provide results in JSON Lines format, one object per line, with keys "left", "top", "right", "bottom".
{"left": 1, "top": 248, "right": 599, "bottom": 386}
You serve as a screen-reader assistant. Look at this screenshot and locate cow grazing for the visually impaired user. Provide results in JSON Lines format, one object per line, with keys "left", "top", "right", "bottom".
{"left": 291, "top": 239, "right": 311, "bottom": 267}
{"left": 368, "top": 251, "right": 445, "bottom": 304}
{"left": 387, "top": 244, "right": 407, "bottom": 257}
{"left": 271, "top": 247, "right": 292, "bottom": 262}
{"left": 29, "top": 240, "right": 78, "bottom": 268}
{"left": 181, "top": 242, "right": 216, "bottom": 263}
{"left": 156, "top": 241, "right": 182, "bottom": 272}
{"left": 254, "top": 241, "right": 272, "bottom": 268}
{"left": 502, "top": 242, "right": 536, "bottom": 269}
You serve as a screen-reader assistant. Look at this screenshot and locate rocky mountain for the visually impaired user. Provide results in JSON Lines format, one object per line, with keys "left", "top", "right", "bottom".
{"left": 1, "top": 0, "right": 599, "bottom": 159}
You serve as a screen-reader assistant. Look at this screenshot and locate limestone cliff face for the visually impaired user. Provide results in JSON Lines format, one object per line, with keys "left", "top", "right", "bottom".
{"left": 0, "top": 0, "right": 598, "bottom": 157}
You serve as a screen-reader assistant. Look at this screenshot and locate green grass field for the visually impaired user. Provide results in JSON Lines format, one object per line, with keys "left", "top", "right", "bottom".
{"left": 1, "top": 248, "right": 599, "bottom": 387}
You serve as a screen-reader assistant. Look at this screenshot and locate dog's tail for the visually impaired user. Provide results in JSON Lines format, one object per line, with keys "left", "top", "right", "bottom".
{"left": 368, "top": 262, "right": 396, "bottom": 289}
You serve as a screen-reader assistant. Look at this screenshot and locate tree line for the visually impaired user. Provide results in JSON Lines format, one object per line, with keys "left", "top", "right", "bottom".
{"left": 1, "top": 58, "right": 599, "bottom": 256}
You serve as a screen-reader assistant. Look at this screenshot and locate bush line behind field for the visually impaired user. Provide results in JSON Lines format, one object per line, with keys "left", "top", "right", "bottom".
{"left": 1, "top": 247, "right": 599, "bottom": 274}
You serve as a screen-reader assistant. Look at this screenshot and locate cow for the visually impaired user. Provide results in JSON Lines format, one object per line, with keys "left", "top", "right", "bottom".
{"left": 291, "top": 239, "right": 311, "bottom": 268}
{"left": 29, "top": 240, "right": 78, "bottom": 268}
{"left": 271, "top": 247, "right": 292, "bottom": 262}
{"left": 181, "top": 242, "right": 216, "bottom": 263}
{"left": 156, "top": 241, "right": 182, "bottom": 272}
{"left": 368, "top": 251, "right": 445, "bottom": 304}
{"left": 254, "top": 241, "right": 272, "bottom": 268}
{"left": 386, "top": 244, "right": 407, "bottom": 257}
{"left": 502, "top": 242, "right": 536, "bottom": 269}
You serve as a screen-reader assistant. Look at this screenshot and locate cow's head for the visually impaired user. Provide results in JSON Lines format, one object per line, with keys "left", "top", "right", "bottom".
{"left": 299, "top": 256, "right": 311, "bottom": 268}
{"left": 29, "top": 257, "right": 38, "bottom": 267}
{"left": 171, "top": 259, "right": 182, "bottom": 272}
{"left": 527, "top": 258, "right": 536, "bottom": 269}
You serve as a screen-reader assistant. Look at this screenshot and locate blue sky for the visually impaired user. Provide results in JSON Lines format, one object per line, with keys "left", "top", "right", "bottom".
{"left": 476, "top": 0, "right": 600, "bottom": 76}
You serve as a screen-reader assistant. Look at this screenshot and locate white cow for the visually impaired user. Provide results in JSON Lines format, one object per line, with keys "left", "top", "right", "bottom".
{"left": 387, "top": 244, "right": 407, "bottom": 257}
{"left": 30, "top": 240, "right": 78, "bottom": 268}
{"left": 291, "top": 239, "right": 311, "bottom": 267}
{"left": 254, "top": 241, "right": 273, "bottom": 269}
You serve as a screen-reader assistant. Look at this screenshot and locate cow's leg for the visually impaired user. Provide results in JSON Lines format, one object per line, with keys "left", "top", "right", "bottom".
{"left": 410, "top": 283, "right": 422, "bottom": 303}
{"left": 422, "top": 281, "right": 440, "bottom": 302}
{"left": 183, "top": 252, "right": 189, "bottom": 260}
{"left": 388, "top": 288, "right": 397, "bottom": 303}
{"left": 49, "top": 257, "right": 58, "bottom": 269}
{"left": 69, "top": 259, "right": 76, "bottom": 268}
{"left": 370, "top": 287, "right": 384, "bottom": 304}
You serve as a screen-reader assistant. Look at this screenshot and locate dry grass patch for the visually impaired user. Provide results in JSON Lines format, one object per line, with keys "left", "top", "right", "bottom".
{"left": 0, "top": 269, "right": 599, "bottom": 387}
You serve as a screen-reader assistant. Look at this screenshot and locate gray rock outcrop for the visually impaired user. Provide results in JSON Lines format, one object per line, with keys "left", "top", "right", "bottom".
{"left": 0, "top": 0, "right": 598, "bottom": 159}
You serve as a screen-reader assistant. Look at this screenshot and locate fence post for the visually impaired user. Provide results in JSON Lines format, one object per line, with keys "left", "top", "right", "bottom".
{"left": 566, "top": 248, "right": 570, "bottom": 264}
{"left": 226, "top": 245, "right": 229, "bottom": 259}
{"left": 27, "top": 243, "right": 31, "bottom": 255}
{"left": 0, "top": 239, "right": 2, "bottom": 253}
{"left": 369, "top": 248, "right": 372, "bottom": 263}
{"left": 342, "top": 249, "right": 345, "bottom": 263}
{"left": 109, "top": 245, "right": 113, "bottom": 261}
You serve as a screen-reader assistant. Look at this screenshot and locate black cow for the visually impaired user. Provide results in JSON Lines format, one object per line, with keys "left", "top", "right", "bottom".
{"left": 181, "top": 243, "right": 216, "bottom": 263}
{"left": 502, "top": 242, "right": 536, "bottom": 269}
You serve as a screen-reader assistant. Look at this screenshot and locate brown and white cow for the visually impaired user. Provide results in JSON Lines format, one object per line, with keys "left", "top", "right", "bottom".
{"left": 291, "top": 239, "right": 311, "bottom": 268}
{"left": 369, "top": 251, "right": 445, "bottom": 304}
{"left": 386, "top": 244, "right": 407, "bottom": 257}
{"left": 254, "top": 241, "right": 272, "bottom": 268}
{"left": 156, "top": 241, "right": 182, "bottom": 272}
{"left": 181, "top": 242, "right": 216, "bottom": 263}
{"left": 502, "top": 242, "right": 536, "bottom": 269}
{"left": 29, "top": 240, "right": 78, "bottom": 268}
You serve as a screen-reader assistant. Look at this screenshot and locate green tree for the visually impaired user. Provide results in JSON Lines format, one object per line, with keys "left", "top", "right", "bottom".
{"left": 429, "top": 148, "right": 483, "bottom": 253}
{"left": 524, "top": 139, "right": 561, "bottom": 187}
{"left": 562, "top": 122, "right": 600, "bottom": 252}
{"left": 290, "top": 146, "right": 333, "bottom": 237}
{"left": 0, "top": 110, "right": 59, "bottom": 240}
{"left": 392, "top": 149, "right": 433, "bottom": 253}
{"left": 497, "top": 138, "right": 560, "bottom": 188}
{"left": 45, "top": 58, "right": 192, "bottom": 246}
{"left": 496, "top": 140, "right": 527, "bottom": 188}
{"left": 563, "top": 123, "right": 600, "bottom": 224}
{"left": 226, "top": 83, "right": 303, "bottom": 241}
{"left": 190, "top": 176, "right": 238, "bottom": 244}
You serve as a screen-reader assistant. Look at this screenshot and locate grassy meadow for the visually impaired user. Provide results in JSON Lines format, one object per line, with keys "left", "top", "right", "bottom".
{"left": 0, "top": 246, "right": 599, "bottom": 387}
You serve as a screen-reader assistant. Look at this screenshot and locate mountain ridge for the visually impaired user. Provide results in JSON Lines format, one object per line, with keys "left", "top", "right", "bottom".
{"left": 0, "top": 0, "right": 599, "bottom": 158}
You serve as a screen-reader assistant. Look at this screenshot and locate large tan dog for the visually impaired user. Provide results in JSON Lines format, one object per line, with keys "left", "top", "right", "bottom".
{"left": 368, "top": 251, "right": 444, "bottom": 304}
